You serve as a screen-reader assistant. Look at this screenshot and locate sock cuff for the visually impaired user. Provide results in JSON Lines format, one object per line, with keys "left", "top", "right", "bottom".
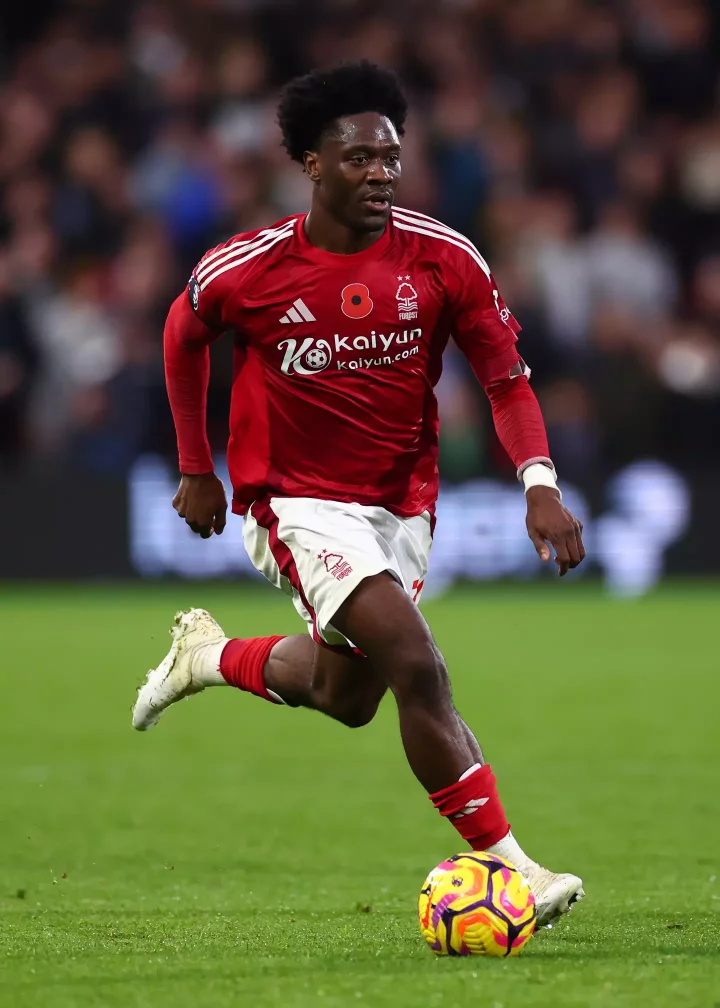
{"left": 429, "top": 763, "right": 509, "bottom": 849}
{"left": 220, "top": 636, "right": 285, "bottom": 703}
{"left": 429, "top": 764, "right": 496, "bottom": 817}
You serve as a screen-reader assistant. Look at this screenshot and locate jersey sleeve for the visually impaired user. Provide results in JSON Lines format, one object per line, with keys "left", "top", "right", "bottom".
{"left": 187, "top": 218, "right": 297, "bottom": 329}
{"left": 186, "top": 239, "right": 239, "bottom": 331}
{"left": 164, "top": 292, "right": 223, "bottom": 474}
{"left": 443, "top": 246, "right": 552, "bottom": 475}
{"left": 444, "top": 249, "right": 523, "bottom": 385}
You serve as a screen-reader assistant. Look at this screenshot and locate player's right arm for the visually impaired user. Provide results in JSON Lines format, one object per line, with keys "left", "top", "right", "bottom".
{"left": 163, "top": 289, "right": 227, "bottom": 538}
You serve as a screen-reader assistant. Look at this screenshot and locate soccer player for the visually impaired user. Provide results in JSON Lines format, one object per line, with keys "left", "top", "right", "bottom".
{"left": 133, "top": 61, "right": 586, "bottom": 927}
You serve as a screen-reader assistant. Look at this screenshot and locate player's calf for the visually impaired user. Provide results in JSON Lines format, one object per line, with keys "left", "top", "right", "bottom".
{"left": 320, "top": 695, "right": 379, "bottom": 728}
{"left": 310, "top": 677, "right": 384, "bottom": 728}
{"left": 306, "top": 644, "right": 387, "bottom": 728}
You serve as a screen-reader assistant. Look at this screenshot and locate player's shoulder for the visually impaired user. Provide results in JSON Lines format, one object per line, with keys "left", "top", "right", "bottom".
{"left": 391, "top": 206, "right": 492, "bottom": 281}
{"left": 193, "top": 214, "right": 301, "bottom": 293}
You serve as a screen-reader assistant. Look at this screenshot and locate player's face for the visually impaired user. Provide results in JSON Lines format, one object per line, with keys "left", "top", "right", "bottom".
{"left": 307, "top": 112, "right": 402, "bottom": 232}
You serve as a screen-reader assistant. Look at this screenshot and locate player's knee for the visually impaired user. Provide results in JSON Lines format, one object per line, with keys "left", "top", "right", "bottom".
{"left": 390, "top": 645, "right": 449, "bottom": 706}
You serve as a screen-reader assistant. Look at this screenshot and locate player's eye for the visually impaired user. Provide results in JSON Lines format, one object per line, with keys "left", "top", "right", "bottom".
{"left": 385, "top": 154, "right": 400, "bottom": 166}
{"left": 351, "top": 155, "right": 369, "bottom": 165}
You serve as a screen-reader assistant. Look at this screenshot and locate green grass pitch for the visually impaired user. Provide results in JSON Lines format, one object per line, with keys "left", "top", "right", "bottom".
{"left": 0, "top": 581, "right": 718, "bottom": 1007}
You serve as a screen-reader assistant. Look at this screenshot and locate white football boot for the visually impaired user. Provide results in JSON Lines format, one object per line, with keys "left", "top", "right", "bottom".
{"left": 487, "top": 830, "right": 584, "bottom": 928}
{"left": 132, "top": 608, "right": 227, "bottom": 731}
{"left": 523, "top": 866, "right": 584, "bottom": 928}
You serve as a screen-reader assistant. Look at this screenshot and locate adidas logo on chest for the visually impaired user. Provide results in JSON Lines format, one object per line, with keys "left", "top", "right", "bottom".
{"left": 279, "top": 299, "right": 316, "bottom": 324}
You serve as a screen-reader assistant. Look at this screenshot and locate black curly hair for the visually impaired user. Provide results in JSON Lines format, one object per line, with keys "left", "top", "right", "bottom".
{"left": 277, "top": 60, "right": 408, "bottom": 164}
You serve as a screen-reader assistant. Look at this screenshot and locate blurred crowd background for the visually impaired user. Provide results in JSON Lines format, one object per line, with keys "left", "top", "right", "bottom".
{"left": 2, "top": 0, "right": 720, "bottom": 486}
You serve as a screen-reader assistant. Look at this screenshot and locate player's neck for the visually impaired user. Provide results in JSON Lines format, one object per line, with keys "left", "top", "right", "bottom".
{"left": 304, "top": 206, "right": 386, "bottom": 255}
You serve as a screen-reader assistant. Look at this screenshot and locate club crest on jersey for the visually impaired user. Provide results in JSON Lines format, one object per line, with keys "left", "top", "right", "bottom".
{"left": 396, "top": 275, "right": 418, "bottom": 320}
{"left": 341, "top": 283, "right": 373, "bottom": 319}
{"left": 278, "top": 337, "right": 333, "bottom": 375}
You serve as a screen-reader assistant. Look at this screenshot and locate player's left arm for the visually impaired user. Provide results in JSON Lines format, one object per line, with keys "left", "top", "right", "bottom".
{"left": 448, "top": 262, "right": 585, "bottom": 576}
{"left": 164, "top": 291, "right": 228, "bottom": 538}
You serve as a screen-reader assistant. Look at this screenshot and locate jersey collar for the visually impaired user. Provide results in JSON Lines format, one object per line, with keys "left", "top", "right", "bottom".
{"left": 295, "top": 213, "right": 392, "bottom": 265}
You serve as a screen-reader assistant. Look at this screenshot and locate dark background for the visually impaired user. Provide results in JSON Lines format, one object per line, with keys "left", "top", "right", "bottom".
{"left": 1, "top": 0, "right": 719, "bottom": 586}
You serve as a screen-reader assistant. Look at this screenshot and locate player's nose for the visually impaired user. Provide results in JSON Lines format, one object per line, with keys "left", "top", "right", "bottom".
{"left": 366, "top": 158, "right": 393, "bottom": 182}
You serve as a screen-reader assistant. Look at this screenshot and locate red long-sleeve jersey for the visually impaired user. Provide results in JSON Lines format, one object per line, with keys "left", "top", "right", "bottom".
{"left": 165, "top": 207, "right": 551, "bottom": 516}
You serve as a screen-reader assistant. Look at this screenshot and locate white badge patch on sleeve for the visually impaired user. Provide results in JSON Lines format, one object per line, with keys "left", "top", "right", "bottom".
{"left": 188, "top": 275, "right": 200, "bottom": 313}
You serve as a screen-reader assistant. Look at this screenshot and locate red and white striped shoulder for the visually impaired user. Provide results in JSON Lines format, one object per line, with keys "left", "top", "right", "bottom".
{"left": 194, "top": 216, "right": 298, "bottom": 292}
{"left": 391, "top": 207, "right": 492, "bottom": 280}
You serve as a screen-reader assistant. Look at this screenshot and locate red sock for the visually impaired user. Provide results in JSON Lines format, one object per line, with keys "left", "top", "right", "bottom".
{"left": 220, "top": 636, "right": 285, "bottom": 704}
{"left": 429, "top": 764, "right": 510, "bottom": 850}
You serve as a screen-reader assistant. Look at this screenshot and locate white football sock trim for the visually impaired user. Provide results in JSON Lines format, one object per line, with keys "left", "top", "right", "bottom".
{"left": 459, "top": 763, "right": 483, "bottom": 781}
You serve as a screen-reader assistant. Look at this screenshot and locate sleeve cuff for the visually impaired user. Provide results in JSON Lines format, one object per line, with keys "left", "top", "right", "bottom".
{"left": 178, "top": 459, "right": 215, "bottom": 475}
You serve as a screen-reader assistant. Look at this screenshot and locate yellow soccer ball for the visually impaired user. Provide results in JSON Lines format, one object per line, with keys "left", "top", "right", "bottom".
{"left": 419, "top": 852, "right": 536, "bottom": 956}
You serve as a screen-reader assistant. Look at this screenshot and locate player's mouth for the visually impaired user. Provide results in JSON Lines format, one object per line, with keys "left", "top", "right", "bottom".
{"left": 362, "top": 191, "right": 393, "bottom": 213}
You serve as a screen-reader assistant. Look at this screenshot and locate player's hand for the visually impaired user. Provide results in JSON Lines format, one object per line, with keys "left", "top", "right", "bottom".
{"left": 525, "top": 485, "right": 585, "bottom": 577}
{"left": 173, "top": 472, "right": 227, "bottom": 539}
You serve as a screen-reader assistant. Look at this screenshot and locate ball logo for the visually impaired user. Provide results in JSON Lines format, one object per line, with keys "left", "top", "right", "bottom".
{"left": 304, "top": 347, "right": 329, "bottom": 370}
{"left": 341, "top": 283, "right": 373, "bottom": 319}
{"left": 278, "top": 337, "right": 332, "bottom": 375}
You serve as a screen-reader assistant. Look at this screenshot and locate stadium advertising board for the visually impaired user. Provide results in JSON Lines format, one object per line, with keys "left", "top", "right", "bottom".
{"left": 128, "top": 456, "right": 691, "bottom": 598}
{"left": 0, "top": 455, "right": 704, "bottom": 590}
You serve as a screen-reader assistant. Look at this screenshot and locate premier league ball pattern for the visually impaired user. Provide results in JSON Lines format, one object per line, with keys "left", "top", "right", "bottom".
{"left": 418, "top": 852, "right": 536, "bottom": 957}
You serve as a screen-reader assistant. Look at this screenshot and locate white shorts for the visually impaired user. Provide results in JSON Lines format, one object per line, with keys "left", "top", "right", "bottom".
{"left": 243, "top": 497, "right": 432, "bottom": 648}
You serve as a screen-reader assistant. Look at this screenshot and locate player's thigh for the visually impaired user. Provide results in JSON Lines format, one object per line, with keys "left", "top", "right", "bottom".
{"left": 260, "top": 497, "right": 403, "bottom": 647}
{"left": 387, "top": 510, "right": 433, "bottom": 603}
{"left": 243, "top": 501, "right": 320, "bottom": 634}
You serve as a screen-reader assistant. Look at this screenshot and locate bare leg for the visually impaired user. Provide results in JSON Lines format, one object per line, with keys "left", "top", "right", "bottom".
{"left": 264, "top": 635, "right": 388, "bottom": 728}
{"left": 261, "top": 623, "right": 479, "bottom": 751}
{"left": 331, "top": 572, "right": 483, "bottom": 794}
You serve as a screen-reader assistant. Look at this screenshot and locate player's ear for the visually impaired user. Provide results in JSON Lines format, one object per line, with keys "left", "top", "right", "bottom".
{"left": 304, "top": 150, "right": 321, "bottom": 183}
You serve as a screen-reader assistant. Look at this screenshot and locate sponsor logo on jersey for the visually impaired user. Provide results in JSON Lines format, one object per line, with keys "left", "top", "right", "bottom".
{"left": 276, "top": 329, "right": 423, "bottom": 375}
{"left": 331, "top": 329, "right": 421, "bottom": 353}
{"left": 278, "top": 337, "right": 333, "bottom": 375}
{"left": 279, "top": 298, "right": 316, "bottom": 324}
{"left": 396, "top": 275, "right": 418, "bottom": 321}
